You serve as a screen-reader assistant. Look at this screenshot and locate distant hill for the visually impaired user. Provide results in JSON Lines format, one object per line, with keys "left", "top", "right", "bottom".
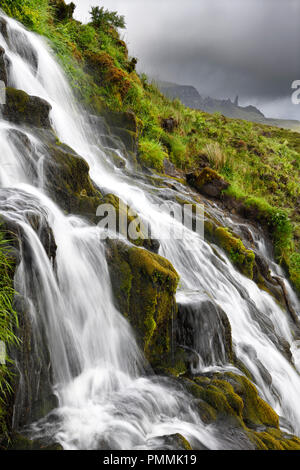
{"left": 157, "top": 81, "right": 300, "bottom": 132}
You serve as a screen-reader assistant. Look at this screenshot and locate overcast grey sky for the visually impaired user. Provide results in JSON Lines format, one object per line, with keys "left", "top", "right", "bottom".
{"left": 70, "top": 0, "right": 300, "bottom": 120}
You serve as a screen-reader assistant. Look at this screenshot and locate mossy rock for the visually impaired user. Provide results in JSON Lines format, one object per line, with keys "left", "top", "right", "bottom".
{"left": 222, "top": 373, "right": 278, "bottom": 429}
{"left": 4, "top": 433, "right": 63, "bottom": 450}
{"left": 180, "top": 372, "right": 300, "bottom": 450}
{"left": 109, "top": 126, "right": 138, "bottom": 153}
{"left": 105, "top": 240, "right": 179, "bottom": 366}
{"left": 157, "top": 433, "right": 192, "bottom": 450}
{"left": 214, "top": 227, "right": 256, "bottom": 278}
{"left": 186, "top": 167, "right": 229, "bottom": 199}
{"left": 176, "top": 294, "right": 234, "bottom": 366}
{"left": 44, "top": 141, "right": 103, "bottom": 218}
{"left": 250, "top": 428, "right": 300, "bottom": 451}
{"left": 100, "top": 193, "right": 159, "bottom": 252}
{"left": 101, "top": 110, "right": 138, "bottom": 133}
{"left": 202, "top": 210, "right": 255, "bottom": 279}
{"left": 2, "top": 87, "right": 51, "bottom": 128}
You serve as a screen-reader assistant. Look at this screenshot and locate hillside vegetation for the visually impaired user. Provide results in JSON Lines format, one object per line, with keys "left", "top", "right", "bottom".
{"left": 0, "top": 0, "right": 299, "bottom": 292}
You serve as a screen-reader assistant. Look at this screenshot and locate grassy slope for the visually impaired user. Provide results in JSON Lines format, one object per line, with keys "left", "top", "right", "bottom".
{"left": 0, "top": 0, "right": 299, "bottom": 293}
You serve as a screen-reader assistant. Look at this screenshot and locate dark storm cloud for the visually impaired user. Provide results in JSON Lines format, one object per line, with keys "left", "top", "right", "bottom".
{"left": 71, "top": 0, "right": 300, "bottom": 119}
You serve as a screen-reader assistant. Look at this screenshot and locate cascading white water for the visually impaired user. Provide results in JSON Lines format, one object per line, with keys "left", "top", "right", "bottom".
{"left": 0, "top": 13, "right": 300, "bottom": 449}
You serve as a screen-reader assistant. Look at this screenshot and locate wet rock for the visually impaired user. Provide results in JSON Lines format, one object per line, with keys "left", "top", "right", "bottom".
{"left": 110, "top": 126, "right": 137, "bottom": 153}
{"left": 176, "top": 294, "right": 233, "bottom": 367}
{"left": 163, "top": 158, "right": 182, "bottom": 178}
{"left": 106, "top": 149, "right": 126, "bottom": 168}
{"left": 186, "top": 167, "right": 229, "bottom": 199}
{"left": 98, "top": 110, "right": 138, "bottom": 154}
{"left": 151, "top": 433, "right": 192, "bottom": 450}
{"left": 239, "top": 344, "right": 273, "bottom": 387}
{"left": 2, "top": 87, "right": 52, "bottom": 128}
{"left": 102, "top": 110, "right": 137, "bottom": 134}
{"left": 0, "top": 46, "right": 9, "bottom": 86}
{"left": 179, "top": 372, "right": 300, "bottom": 449}
{"left": 273, "top": 275, "right": 300, "bottom": 327}
{"left": 215, "top": 227, "right": 256, "bottom": 279}
{"left": 27, "top": 214, "right": 57, "bottom": 261}
{"left": 100, "top": 193, "right": 160, "bottom": 252}
{"left": 44, "top": 141, "right": 102, "bottom": 219}
{"left": 105, "top": 239, "right": 179, "bottom": 366}
{"left": 0, "top": 17, "right": 8, "bottom": 41}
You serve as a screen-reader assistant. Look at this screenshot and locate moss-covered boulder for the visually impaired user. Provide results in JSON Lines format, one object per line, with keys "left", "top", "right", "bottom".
{"left": 214, "top": 227, "right": 256, "bottom": 279}
{"left": 101, "top": 110, "right": 137, "bottom": 133}
{"left": 109, "top": 127, "right": 138, "bottom": 153}
{"left": 154, "top": 433, "right": 192, "bottom": 450}
{"left": 180, "top": 372, "right": 300, "bottom": 450}
{"left": 2, "top": 88, "right": 51, "bottom": 128}
{"left": 100, "top": 109, "right": 139, "bottom": 154}
{"left": 202, "top": 211, "right": 256, "bottom": 279}
{"left": 186, "top": 167, "right": 229, "bottom": 199}
{"left": 99, "top": 193, "right": 159, "bottom": 252}
{"left": 44, "top": 141, "right": 102, "bottom": 218}
{"left": 105, "top": 240, "right": 179, "bottom": 366}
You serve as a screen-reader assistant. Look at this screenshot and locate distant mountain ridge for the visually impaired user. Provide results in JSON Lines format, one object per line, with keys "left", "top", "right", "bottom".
{"left": 157, "top": 81, "right": 300, "bottom": 132}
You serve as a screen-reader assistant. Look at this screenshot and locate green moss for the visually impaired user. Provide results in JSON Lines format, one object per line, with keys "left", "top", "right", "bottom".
{"left": 193, "top": 168, "right": 223, "bottom": 187}
{"left": 101, "top": 193, "right": 156, "bottom": 250}
{"left": 106, "top": 240, "right": 179, "bottom": 365}
{"left": 5, "top": 87, "right": 29, "bottom": 114}
{"left": 214, "top": 227, "right": 256, "bottom": 278}
{"left": 224, "top": 373, "right": 279, "bottom": 429}
{"left": 172, "top": 433, "right": 192, "bottom": 450}
{"left": 180, "top": 372, "right": 300, "bottom": 450}
{"left": 44, "top": 142, "right": 102, "bottom": 217}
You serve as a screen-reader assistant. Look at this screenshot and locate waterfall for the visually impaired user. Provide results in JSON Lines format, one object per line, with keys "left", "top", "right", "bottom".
{"left": 0, "top": 12, "right": 299, "bottom": 450}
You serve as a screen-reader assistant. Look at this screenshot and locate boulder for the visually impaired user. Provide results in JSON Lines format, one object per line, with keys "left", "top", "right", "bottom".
{"left": 186, "top": 167, "right": 229, "bottom": 198}
{"left": 176, "top": 294, "right": 233, "bottom": 366}
{"left": 99, "top": 193, "right": 160, "bottom": 252}
{"left": 109, "top": 126, "right": 137, "bottom": 153}
{"left": 105, "top": 240, "right": 179, "bottom": 366}
{"left": 163, "top": 158, "right": 182, "bottom": 178}
{"left": 180, "top": 372, "right": 300, "bottom": 450}
{"left": 2, "top": 88, "right": 51, "bottom": 128}
{"left": 43, "top": 140, "right": 102, "bottom": 218}
{"left": 0, "top": 46, "right": 9, "bottom": 86}
{"left": 150, "top": 433, "right": 192, "bottom": 450}
{"left": 0, "top": 17, "right": 8, "bottom": 41}
{"left": 102, "top": 110, "right": 137, "bottom": 134}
